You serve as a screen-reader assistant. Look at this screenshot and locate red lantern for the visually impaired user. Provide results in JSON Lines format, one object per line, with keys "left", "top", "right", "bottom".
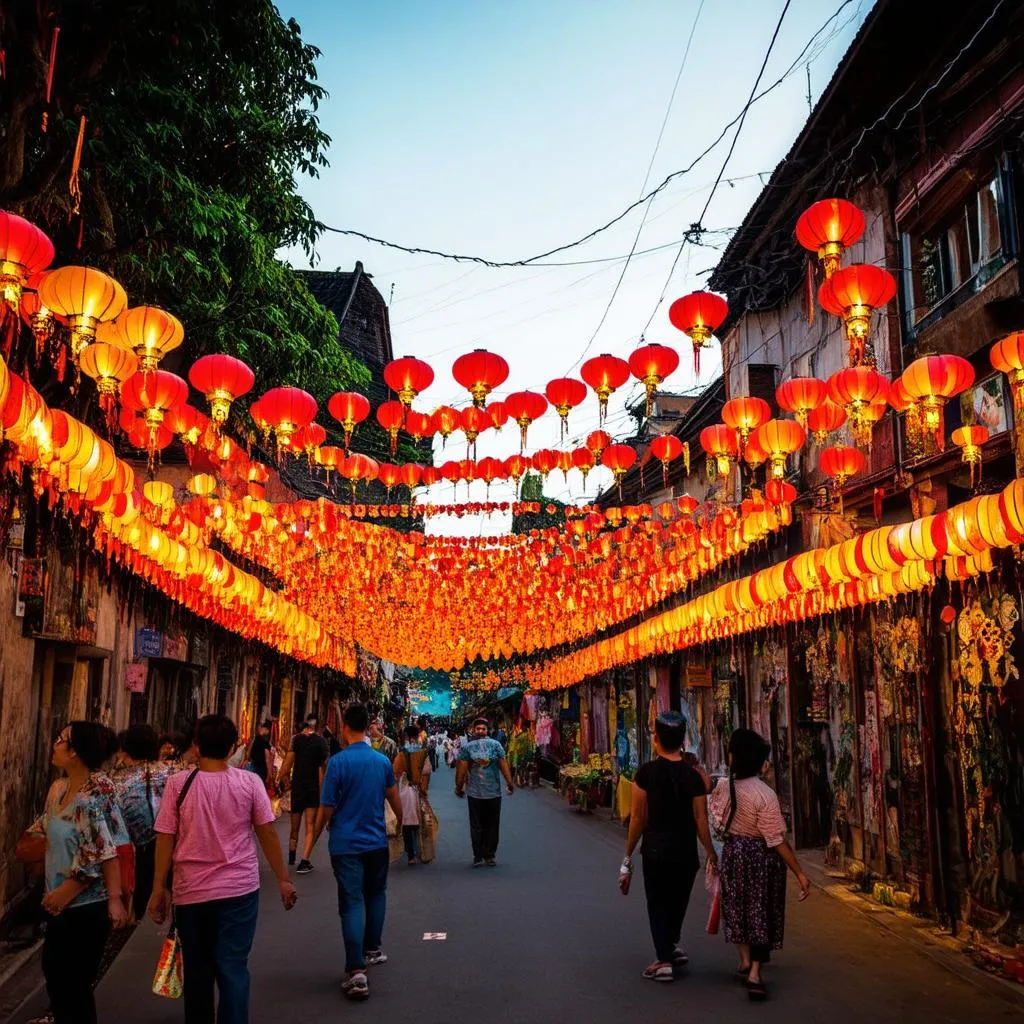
{"left": 764, "top": 478, "right": 797, "bottom": 508}
{"left": 188, "top": 354, "right": 255, "bottom": 426}
{"left": 628, "top": 343, "right": 680, "bottom": 416}
{"left": 399, "top": 463, "right": 423, "bottom": 493}
{"left": 503, "top": 454, "right": 530, "bottom": 486}
{"left": 122, "top": 370, "right": 188, "bottom": 466}
{"left": 807, "top": 399, "right": 847, "bottom": 445}
{"left": 421, "top": 466, "right": 442, "bottom": 488}
{"left": 383, "top": 356, "right": 434, "bottom": 407}
{"left": 340, "top": 452, "right": 379, "bottom": 500}
{"left": 404, "top": 410, "right": 435, "bottom": 443}
{"left": 459, "top": 405, "right": 490, "bottom": 455}
{"left": 433, "top": 406, "right": 460, "bottom": 445}
{"left": 505, "top": 391, "right": 548, "bottom": 450}
{"left": 316, "top": 445, "right": 343, "bottom": 480}
{"left": 328, "top": 391, "right": 370, "bottom": 451}
{"left": 601, "top": 443, "right": 637, "bottom": 497}
{"left": 650, "top": 434, "right": 683, "bottom": 487}
{"left": 776, "top": 377, "right": 827, "bottom": 428}
{"left": 532, "top": 449, "right": 559, "bottom": 479}
{"left": 699, "top": 423, "right": 738, "bottom": 479}
{"left": 991, "top": 332, "right": 1024, "bottom": 415}
{"left": 827, "top": 366, "right": 889, "bottom": 447}
{"left": 452, "top": 349, "right": 508, "bottom": 407}
{"left": 668, "top": 291, "right": 728, "bottom": 374}
{"left": 544, "top": 377, "right": 587, "bottom": 438}
{"left": 486, "top": 401, "right": 508, "bottom": 432}
{"left": 795, "top": 199, "right": 865, "bottom": 278}
{"left": 951, "top": 425, "right": 989, "bottom": 488}
{"left": 572, "top": 447, "right": 596, "bottom": 488}
{"left": 260, "top": 386, "right": 317, "bottom": 450}
{"left": 818, "top": 264, "right": 896, "bottom": 366}
{"left": 581, "top": 354, "right": 630, "bottom": 421}
{"left": 722, "top": 396, "right": 771, "bottom": 452}
{"left": 377, "top": 462, "right": 401, "bottom": 497}
{"left": 819, "top": 444, "right": 866, "bottom": 511}
{"left": 0, "top": 213, "right": 55, "bottom": 310}
{"left": 476, "top": 456, "right": 504, "bottom": 494}
{"left": 901, "top": 354, "right": 974, "bottom": 451}
{"left": 376, "top": 400, "right": 406, "bottom": 457}
{"left": 586, "top": 429, "right": 611, "bottom": 460}
{"left": 79, "top": 342, "right": 139, "bottom": 432}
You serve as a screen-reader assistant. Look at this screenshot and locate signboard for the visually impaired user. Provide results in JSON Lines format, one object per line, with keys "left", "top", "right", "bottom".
{"left": 19, "top": 557, "right": 45, "bottom": 636}
{"left": 684, "top": 663, "right": 712, "bottom": 688}
{"left": 134, "top": 627, "right": 162, "bottom": 659}
{"left": 125, "top": 663, "right": 147, "bottom": 693}
{"left": 217, "top": 660, "right": 234, "bottom": 691}
{"left": 162, "top": 628, "right": 188, "bottom": 663}
{"left": 190, "top": 629, "right": 209, "bottom": 668}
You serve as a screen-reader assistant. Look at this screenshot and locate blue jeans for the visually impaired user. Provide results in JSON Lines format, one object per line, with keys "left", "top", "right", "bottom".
{"left": 175, "top": 890, "right": 260, "bottom": 1024}
{"left": 331, "top": 848, "right": 389, "bottom": 972}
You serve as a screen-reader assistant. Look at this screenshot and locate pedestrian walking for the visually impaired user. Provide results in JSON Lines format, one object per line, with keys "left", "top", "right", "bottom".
{"left": 368, "top": 718, "right": 398, "bottom": 761}
{"left": 709, "top": 728, "right": 810, "bottom": 1002}
{"left": 278, "top": 713, "right": 329, "bottom": 873}
{"left": 148, "top": 714, "right": 297, "bottom": 1024}
{"left": 619, "top": 712, "right": 718, "bottom": 983}
{"left": 110, "top": 723, "right": 176, "bottom": 921}
{"left": 310, "top": 702, "right": 402, "bottom": 1002}
{"left": 393, "top": 724, "right": 435, "bottom": 865}
{"left": 246, "top": 719, "right": 276, "bottom": 795}
{"left": 454, "top": 716, "right": 513, "bottom": 867}
{"left": 17, "top": 722, "right": 128, "bottom": 1024}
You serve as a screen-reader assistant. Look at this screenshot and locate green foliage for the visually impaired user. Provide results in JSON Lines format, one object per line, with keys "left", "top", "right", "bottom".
{"left": 1, "top": 0, "right": 367, "bottom": 406}
{"left": 512, "top": 473, "right": 568, "bottom": 534}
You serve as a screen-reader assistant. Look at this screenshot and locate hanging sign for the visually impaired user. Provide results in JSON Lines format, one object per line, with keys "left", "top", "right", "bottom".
{"left": 125, "top": 663, "right": 147, "bottom": 693}
{"left": 162, "top": 628, "right": 188, "bottom": 663}
{"left": 685, "top": 663, "right": 712, "bottom": 688}
{"left": 134, "top": 627, "right": 162, "bottom": 659}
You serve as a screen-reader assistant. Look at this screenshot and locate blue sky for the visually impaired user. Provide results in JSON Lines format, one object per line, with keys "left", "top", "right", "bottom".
{"left": 281, "top": 0, "right": 871, "bottom": 529}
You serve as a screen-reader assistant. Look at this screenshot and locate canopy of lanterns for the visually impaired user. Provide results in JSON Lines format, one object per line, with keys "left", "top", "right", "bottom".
{"left": 0, "top": 199, "right": 1020, "bottom": 684}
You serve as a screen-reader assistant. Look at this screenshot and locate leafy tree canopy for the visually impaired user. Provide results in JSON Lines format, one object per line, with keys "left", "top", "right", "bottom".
{"left": 513, "top": 472, "right": 568, "bottom": 533}
{"left": 0, "top": 0, "right": 368, "bottom": 404}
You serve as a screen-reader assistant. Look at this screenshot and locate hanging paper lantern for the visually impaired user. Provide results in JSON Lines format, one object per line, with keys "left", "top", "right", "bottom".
{"left": 19, "top": 274, "right": 67, "bottom": 366}
{"left": 377, "top": 462, "right": 401, "bottom": 498}
{"left": 900, "top": 354, "right": 973, "bottom": 451}
{"left": 504, "top": 391, "right": 548, "bottom": 450}
{"left": 95, "top": 304, "right": 182, "bottom": 373}
{"left": 0, "top": 212, "right": 55, "bottom": 309}
{"left": 188, "top": 354, "right": 255, "bottom": 426}
{"left": 743, "top": 432, "right": 768, "bottom": 470}
{"left": 459, "top": 405, "right": 490, "bottom": 455}
{"left": 121, "top": 370, "right": 188, "bottom": 465}
{"left": 452, "top": 349, "right": 509, "bottom": 407}
{"left": 586, "top": 429, "right": 611, "bottom": 462}
{"left": 650, "top": 434, "right": 683, "bottom": 487}
{"left": 376, "top": 400, "right": 406, "bottom": 457}
{"left": 818, "top": 264, "right": 896, "bottom": 367}
{"left": 795, "top": 199, "right": 865, "bottom": 278}
{"left": 532, "top": 449, "right": 559, "bottom": 479}
{"left": 628, "top": 342, "right": 680, "bottom": 416}
{"left": 722, "top": 396, "right": 771, "bottom": 452}
{"left": 421, "top": 466, "right": 442, "bottom": 488}
{"left": 404, "top": 410, "right": 435, "bottom": 443}
{"left": 668, "top": 291, "right": 728, "bottom": 374}
{"left": 990, "top": 332, "right": 1024, "bottom": 415}
{"left": 806, "top": 399, "right": 847, "bottom": 445}
{"left": 601, "top": 443, "right": 637, "bottom": 497}
{"left": 327, "top": 391, "right": 370, "bottom": 450}
{"left": 776, "top": 377, "right": 827, "bottom": 428}
{"left": 581, "top": 354, "right": 630, "bottom": 422}
{"left": 399, "top": 463, "right": 423, "bottom": 493}
{"left": 572, "top": 446, "right": 596, "bottom": 488}
{"left": 79, "top": 342, "right": 138, "bottom": 432}
{"left": 951, "top": 425, "right": 989, "bottom": 488}
{"left": 544, "top": 377, "right": 587, "bottom": 438}
{"left": 819, "top": 445, "right": 866, "bottom": 511}
{"left": 699, "top": 423, "right": 738, "bottom": 479}
{"left": 340, "top": 452, "right": 380, "bottom": 499}
{"left": 38, "top": 266, "right": 128, "bottom": 365}
{"left": 486, "top": 401, "right": 508, "bottom": 432}
{"left": 827, "top": 366, "right": 889, "bottom": 447}
{"left": 260, "top": 386, "right": 317, "bottom": 450}
{"left": 555, "top": 449, "right": 573, "bottom": 483}
{"left": 316, "top": 445, "right": 343, "bottom": 481}
{"left": 504, "top": 453, "right": 530, "bottom": 486}
{"left": 383, "top": 356, "right": 434, "bottom": 407}
{"left": 764, "top": 478, "right": 797, "bottom": 510}
{"left": 288, "top": 422, "right": 326, "bottom": 461}
{"left": 753, "top": 419, "right": 806, "bottom": 479}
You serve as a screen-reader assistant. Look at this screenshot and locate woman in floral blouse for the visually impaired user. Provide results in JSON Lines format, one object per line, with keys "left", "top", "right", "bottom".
{"left": 22, "top": 722, "right": 129, "bottom": 1024}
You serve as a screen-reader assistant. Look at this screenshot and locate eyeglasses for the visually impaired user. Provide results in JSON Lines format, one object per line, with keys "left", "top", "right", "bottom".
{"left": 54, "top": 734, "right": 70, "bottom": 747}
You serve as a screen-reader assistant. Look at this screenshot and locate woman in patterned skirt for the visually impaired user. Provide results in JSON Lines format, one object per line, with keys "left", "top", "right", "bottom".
{"left": 709, "top": 729, "right": 810, "bottom": 1002}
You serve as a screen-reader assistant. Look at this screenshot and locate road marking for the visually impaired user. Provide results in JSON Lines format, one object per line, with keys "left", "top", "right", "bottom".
{"left": 423, "top": 932, "right": 448, "bottom": 940}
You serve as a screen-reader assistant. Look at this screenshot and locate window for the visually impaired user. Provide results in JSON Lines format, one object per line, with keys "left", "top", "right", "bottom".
{"left": 902, "top": 163, "right": 1014, "bottom": 335}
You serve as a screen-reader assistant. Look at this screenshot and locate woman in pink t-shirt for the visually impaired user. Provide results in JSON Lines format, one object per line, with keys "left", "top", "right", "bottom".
{"left": 149, "top": 715, "right": 297, "bottom": 1024}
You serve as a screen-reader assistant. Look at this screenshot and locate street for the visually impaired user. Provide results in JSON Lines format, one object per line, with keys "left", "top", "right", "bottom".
{"left": 18, "top": 764, "right": 1009, "bottom": 1024}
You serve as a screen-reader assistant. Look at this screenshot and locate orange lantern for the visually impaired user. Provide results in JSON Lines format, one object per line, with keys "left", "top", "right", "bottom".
{"left": 459, "top": 405, "right": 490, "bottom": 455}
{"left": 532, "top": 449, "right": 559, "bottom": 479}
{"left": 377, "top": 462, "right": 401, "bottom": 498}
{"left": 581, "top": 354, "right": 630, "bottom": 422}
{"left": 806, "top": 399, "right": 847, "bottom": 445}
{"left": 79, "top": 342, "right": 139, "bottom": 432}
{"left": 776, "top": 377, "right": 826, "bottom": 428}
{"left": 601, "top": 443, "right": 637, "bottom": 497}
{"left": 628, "top": 342, "right": 680, "bottom": 416}
{"left": 96, "top": 304, "right": 182, "bottom": 372}
{"left": 819, "top": 445, "right": 866, "bottom": 511}
{"left": 0, "top": 212, "right": 55, "bottom": 309}
{"left": 340, "top": 452, "right": 379, "bottom": 500}
{"left": 900, "top": 354, "right": 974, "bottom": 450}
{"left": 990, "top": 332, "right": 1024, "bottom": 414}
{"left": 504, "top": 391, "right": 548, "bottom": 450}
{"left": 669, "top": 291, "right": 728, "bottom": 374}
{"left": 189, "top": 354, "right": 255, "bottom": 426}
{"left": 586, "top": 429, "right": 611, "bottom": 462}
{"left": 315, "top": 445, "right": 343, "bottom": 481}
{"left": 650, "top": 434, "right": 683, "bottom": 488}
{"left": 571, "top": 446, "right": 596, "bottom": 488}
{"left": 399, "top": 463, "right": 423, "bottom": 493}
{"left": 753, "top": 419, "right": 806, "bottom": 479}
{"left": 433, "top": 405, "right": 460, "bottom": 446}
{"left": 19, "top": 273, "right": 66, "bottom": 365}
{"left": 886, "top": 377, "right": 924, "bottom": 456}
{"left": 544, "top": 378, "right": 587, "bottom": 438}
{"left": 795, "top": 199, "right": 865, "bottom": 278}
{"left": 951, "top": 425, "right": 989, "bottom": 488}
{"left": 699, "top": 423, "right": 738, "bottom": 479}
{"left": 38, "top": 266, "right": 128, "bottom": 363}
{"left": 404, "top": 410, "right": 435, "bottom": 443}
{"left": 827, "top": 366, "right": 889, "bottom": 447}
{"left": 327, "top": 391, "right": 370, "bottom": 450}
{"left": 259, "top": 386, "right": 317, "bottom": 449}
{"left": 743, "top": 432, "right": 768, "bottom": 469}
{"left": 383, "top": 356, "right": 434, "bottom": 407}
{"left": 452, "top": 349, "right": 508, "bottom": 407}
{"left": 486, "top": 401, "right": 508, "bottom": 432}
{"left": 722, "top": 396, "right": 771, "bottom": 452}
{"left": 504, "top": 454, "right": 530, "bottom": 487}
{"left": 376, "top": 400, "right": 406, "bottom": 457}
{"left": 817, "top": 264, "right": 896, "bottom": 366}
{"left": 121, "top": 370, "right": 188, "bottom": 465}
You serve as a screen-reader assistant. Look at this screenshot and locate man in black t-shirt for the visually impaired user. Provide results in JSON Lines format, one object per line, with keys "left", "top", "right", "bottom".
{"left": 279, "top": 715, "right": 329, "bottom": 873}
{"left": 621, "top": 712, "right": 717, "bottom": 983}
{"left": 249, "top": 720, "right": 275, "bottom": 787}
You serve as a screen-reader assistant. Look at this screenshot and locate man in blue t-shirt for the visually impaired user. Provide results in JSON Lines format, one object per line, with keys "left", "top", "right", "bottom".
{"left": 455, "top": 717, "right": 514, "bottom": 867}
{"left": 312, "top": 702, "right": 401, "bottom": 1002}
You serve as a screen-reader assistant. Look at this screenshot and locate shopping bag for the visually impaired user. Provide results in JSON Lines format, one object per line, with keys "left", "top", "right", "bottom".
{"left": 705, "top": 861, "right": 721, "bottom": 936}
{"left": 152, "top": 927, "right": 183, "bottom": 999}
{"left": 418, "top": 795, "right": 439, "bottom": 864}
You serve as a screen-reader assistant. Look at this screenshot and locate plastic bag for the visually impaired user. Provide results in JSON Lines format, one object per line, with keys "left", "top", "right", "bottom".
{"left": 152, "top": 928, "right": 183, "bottom": 999}
{"left": 705, "top": 860, "right": 721, "bottom": 935}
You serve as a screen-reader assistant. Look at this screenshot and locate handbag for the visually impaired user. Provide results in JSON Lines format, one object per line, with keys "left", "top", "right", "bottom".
{"left": 152, "top": 925, "right": 183, "bottom": 999}
{"left": 15, "top": 833, "right": 46, "bottom": 879}
{"left": 705, "top": 861, "right": 721, "bottom": 935}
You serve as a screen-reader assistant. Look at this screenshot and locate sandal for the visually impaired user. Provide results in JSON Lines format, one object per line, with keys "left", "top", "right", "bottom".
{"left": 746, "top": 979, "right": 768, "bottom": 1001}
{"left": 642, "top": 961, "right": 674, "bottom": 983}
{"left": 671, "top": 946, "right": 689, "bottom": 967}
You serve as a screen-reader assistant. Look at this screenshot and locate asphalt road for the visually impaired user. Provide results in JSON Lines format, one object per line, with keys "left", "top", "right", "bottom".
{"left": 38, "top": 763, "right": 1017, "bottom": 1023}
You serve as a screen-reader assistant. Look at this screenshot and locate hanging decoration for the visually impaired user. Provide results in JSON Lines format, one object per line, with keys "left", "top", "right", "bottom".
{"left": 601, "top": 443, "right": 637, "bottom": 498}
{"left": 544, "top": 377, "right": 587, "bottom": 438}
{"left": 753, "top": 419, "right": 806, "bottom": 479}
{"left": 807, "top": 399, "right": 847, "bottom": 445}
{"left": 79, "top": 342, "right": 138, "bottom": 432}
{"left": 505, "top": 390, "right": 548, "bottom": 450}
{"left": 776, "top": 376, "right": 827, "bottom": 428}
{"left": 951, "top": 426, "right": 989, "bottom": 488}
{"left": 817, "top": 264, "right": 896, "bottom": 367}
{"left": 327, "top": 391, "right": 370, "bottom": 451}
{"left": 383, "top": 355, "right": 434, "bottom": 409}
{"left": 722, "top": 396, "right": 771, "bottom": 454}
{"left": 376, "top": 400, "right": 405, "bottom": 457}
{"left": 95, "top": 304, "right": 182, "bottom": 373}
{"left": 581, "top": 354, "right": 630, "bottom": 423}
{"left": 121, "top": 369, "right": 188, "bottom": 467}
{"left": 899, "top": 354, "right": 973, "bottom": 451}
{"left": 38, "top": 266, "right": 128, "bottom": 370}
{"left": 819, "top": 445, "right": 866, "bottom": 512}
{"left": 827, "top": 365, "right": 890, "bottom": 448}
{"left": 0, "top": 212, "right": 55, "bottom": 310}
{"left": 188, "top": 354, "right": 255, "bottom": 427}
{"left": 452, "top": 349, "right": 508, "bottom": 407}
{"left": 668, "top": 291, "right": 728, "bottom": 374}
{"left": 259, "top": 386, "right": 317, "bottom": 454}
{"left": 628, "top": 342, "right": 680, "bottom": 417}
{"left": 650, "top": 434, "right": 684, "bottom": 488}
{"left": 699, "top": 423, "right": 738, "bottom": 480}
{"left": 795, "top": 198, "right": 866, "bottom": 278}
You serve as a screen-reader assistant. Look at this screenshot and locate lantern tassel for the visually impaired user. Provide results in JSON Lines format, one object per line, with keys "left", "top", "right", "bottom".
{"left": 805, "top": 257, "right": 816, "bottom": 325}
{"left": 683, "top": 441, "right": 690, "bottom": 476}
{"left": 69, "top": 114, "right": 86, "bottom": 215}
{"left": 42, "top": 25, "right": 60, "bottom": 132}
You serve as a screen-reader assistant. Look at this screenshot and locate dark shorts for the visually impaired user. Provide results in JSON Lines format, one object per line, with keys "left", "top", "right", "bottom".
{"left": 291, "top": 784, "right": 320, "bottom": 813}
